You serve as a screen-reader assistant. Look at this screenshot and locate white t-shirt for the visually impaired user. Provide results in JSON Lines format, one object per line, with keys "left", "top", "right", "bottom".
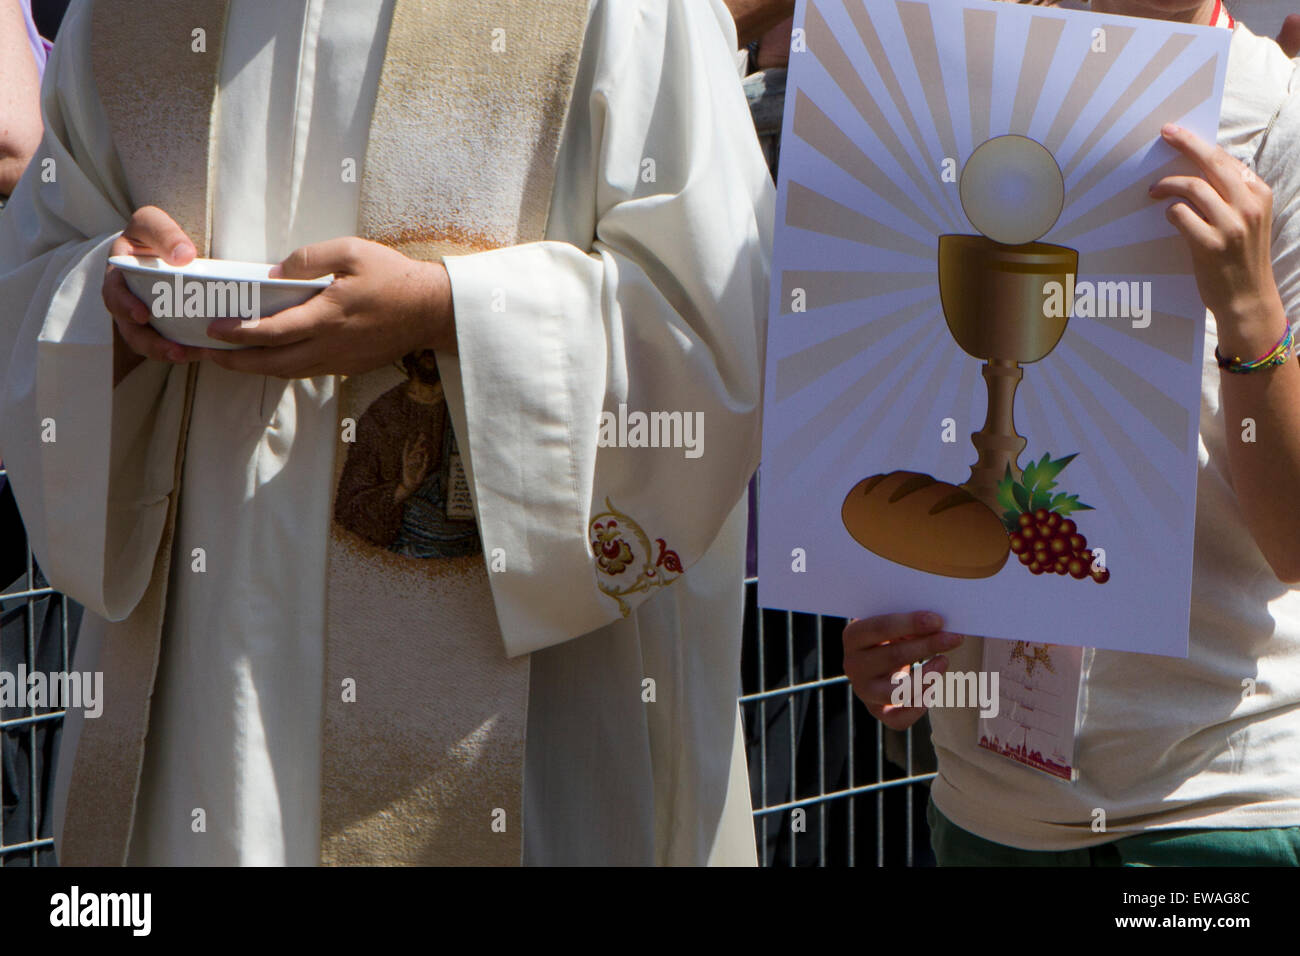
{"left": 929, "top": 23, "right": 1300, "bottom": 850}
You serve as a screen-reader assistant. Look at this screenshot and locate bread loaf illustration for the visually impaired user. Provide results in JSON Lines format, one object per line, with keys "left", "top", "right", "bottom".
{"left": 841, "top": 471, "right": 1010, "bottom": 579}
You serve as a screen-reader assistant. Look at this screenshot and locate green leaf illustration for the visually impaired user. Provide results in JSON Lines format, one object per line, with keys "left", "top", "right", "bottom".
{"left": 1013, "top": 482, "right": 1030, "bottom": 512}
{"left": 1003, "top": 451, "right": 1093, "bottom": 518}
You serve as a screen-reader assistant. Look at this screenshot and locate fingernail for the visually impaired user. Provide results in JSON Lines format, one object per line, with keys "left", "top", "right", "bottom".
{"left": 1161, "top": 123, "right": 1179, "bottom": 137}
{"left": 940, "top": 633, "right": 963, "bottom": 649}
{"left": 172, "top": 242, "right": 195, "bottom": 262}
{"left": 918, "top": 612, "right": 940, "bottom": 629}
{"left": 268, "top": 264, "right": 283, "bottom": 278}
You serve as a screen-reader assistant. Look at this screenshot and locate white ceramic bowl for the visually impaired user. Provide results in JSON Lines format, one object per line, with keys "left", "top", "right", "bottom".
{"left": 108, "top": 255, "right": 333, "bottom": 350}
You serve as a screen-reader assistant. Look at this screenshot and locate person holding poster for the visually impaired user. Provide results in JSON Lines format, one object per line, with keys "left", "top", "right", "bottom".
{"left": 843, "top": 0, "right": 1300, "bottom": 865}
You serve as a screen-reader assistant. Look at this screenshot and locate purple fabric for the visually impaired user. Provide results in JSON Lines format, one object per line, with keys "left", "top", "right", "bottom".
{"left": 19, "top": 0, "right": 50, "bottom": 79}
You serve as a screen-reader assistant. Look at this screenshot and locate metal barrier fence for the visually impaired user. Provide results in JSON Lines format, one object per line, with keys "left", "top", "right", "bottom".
{"left": 740, "top": 580, "right": 937, "bottom": 867}
{"left": 0, "top": 465, "right": 77, "bottom": 867}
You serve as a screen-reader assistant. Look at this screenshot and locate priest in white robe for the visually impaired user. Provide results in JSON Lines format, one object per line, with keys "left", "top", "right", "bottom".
{"left": 0, "top": 0, "right": 771, "bottom": 865}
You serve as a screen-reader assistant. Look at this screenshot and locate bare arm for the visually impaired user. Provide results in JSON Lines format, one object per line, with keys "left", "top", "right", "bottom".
{"left": 1153, "top": 125, "right": 1300, "bottom": 583}
{"left": 723, "top": 0, "right": 795, "bottom": 47}
{"left": 0, "top": 0, "right": 44, "bottom": 197}
{"left": 1218, "top": 323, "right": 1300, "bottom": 582}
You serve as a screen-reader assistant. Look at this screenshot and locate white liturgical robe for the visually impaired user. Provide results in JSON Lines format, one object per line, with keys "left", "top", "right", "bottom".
{"left": 0, "top": 0, "right": 770, "bottom": 865}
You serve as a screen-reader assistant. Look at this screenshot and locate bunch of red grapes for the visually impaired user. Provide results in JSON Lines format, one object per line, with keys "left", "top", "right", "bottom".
{"left": 1008, "top": 509, "right": 1109, "bottom": 583}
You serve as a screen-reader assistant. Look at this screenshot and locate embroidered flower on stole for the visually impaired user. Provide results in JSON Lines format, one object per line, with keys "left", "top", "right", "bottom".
{"left": 588, "top": 498, "right": 683, "bottom": 615}
{"left": 591, "top": 520, "right": 635, "bottom": 575}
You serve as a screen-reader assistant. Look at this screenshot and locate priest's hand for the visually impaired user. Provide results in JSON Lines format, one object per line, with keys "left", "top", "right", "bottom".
{"left": 103, "top": 205, "right": 201, "bottom": 385}
{"left": 843, "top": 612, "right": 964, "bottom": 731}
{"left": 198, "top": 237, "right": 455, "bottom": 378}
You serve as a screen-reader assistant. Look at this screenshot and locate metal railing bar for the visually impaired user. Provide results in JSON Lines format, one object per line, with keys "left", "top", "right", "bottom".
{"left": 752, "top": 774, "right": 938, "bottom": 816}
{"left": 0, "top": 837, "right": 55, "bottom": 855}
{"left": 846, "top": 681, "right": 855, "bottom": 866}
{"left": 0, "top": 587, "right": 57, "bottom": 603}
{"left": 740, "top": 674, "right": 849, "bottom": 703}
{"left": 786, "top": 609, "right": 796, "bottom": 866}
{"left": 0, "top": 711, "right": 66, "bottom": 730}
{"left": 906, "top": 727, "right": 915, "bottom": 866}
{"left": 875, "top": 720, "right": 884, "bottom": 866}
{"left": 27, "top": 544, "right": 39, "bottom": 864}
{"left": 757, "top": 595, "right": 768, "bottom": 864}
{"left": 816, "top": 614, "right": 826, "bottom": 867}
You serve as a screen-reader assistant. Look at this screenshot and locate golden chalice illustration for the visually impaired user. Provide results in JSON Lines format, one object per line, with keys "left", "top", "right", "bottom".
{"left": 842, "top": 135, "right": 1080, "bottom": 579}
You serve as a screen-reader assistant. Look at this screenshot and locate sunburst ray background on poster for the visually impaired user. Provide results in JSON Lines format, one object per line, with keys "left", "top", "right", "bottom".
{"left": 757, "top": 0, "right": 1231, "bottom": 656}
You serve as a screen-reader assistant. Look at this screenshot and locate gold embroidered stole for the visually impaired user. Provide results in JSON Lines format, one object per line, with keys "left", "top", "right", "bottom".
{"left": 64, "top": 0, "right": 587, "bottom": 866}
{"left": 323, "top": 0, "right": 587, "bottom": 866}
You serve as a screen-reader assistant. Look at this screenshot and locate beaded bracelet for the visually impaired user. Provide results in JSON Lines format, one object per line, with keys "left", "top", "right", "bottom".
{"left": 1215, "top": 323, "right": 1296, "bottom": 374}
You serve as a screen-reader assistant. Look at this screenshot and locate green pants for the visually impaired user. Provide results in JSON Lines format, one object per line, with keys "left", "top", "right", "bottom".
{"left": 927, "top": 797, "right": 1300, "bottom": 866}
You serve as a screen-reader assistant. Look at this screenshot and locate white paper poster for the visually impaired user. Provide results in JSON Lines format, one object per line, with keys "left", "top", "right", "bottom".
{"left": 757, "top": 0, "right": 1230, "bottom": 656}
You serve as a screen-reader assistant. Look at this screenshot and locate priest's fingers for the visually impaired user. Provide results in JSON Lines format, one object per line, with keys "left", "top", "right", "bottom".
{"left": 205, "top": 293, "right": 332, "bottom": 348}
{"left": 112, "top": 310, "right": 192, "bottom": 364}
{"left": 120, "top": 205, "right": 196, "bottom": 264}
{"left": 842, "top": 611, "right": 943, "bottom": 653}
{"left": 106, "top": 207, "right": 197, "bottom": 345}
{"left": 102, "top": 267, "right": 151, "bottom": 326}
{"left": 1159, "top": 125, "right": 1252, "bottom": 205}
{"left": 1148, "top": 176, "right": 1235, "bottom": 232}
{"left": 271, "top": 238, "right": 362, "bottom": 280}
{"left": 198, "top": 340, "right": 320, "bottom": 379}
